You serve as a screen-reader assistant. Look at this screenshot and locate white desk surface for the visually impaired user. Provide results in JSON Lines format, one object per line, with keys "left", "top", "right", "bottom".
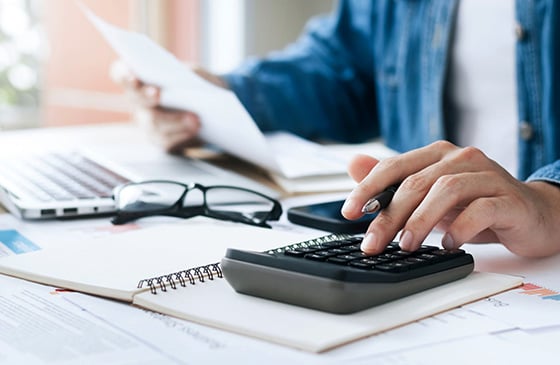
{"left": 0, "top": 124, "right": 558, "bottom": 364}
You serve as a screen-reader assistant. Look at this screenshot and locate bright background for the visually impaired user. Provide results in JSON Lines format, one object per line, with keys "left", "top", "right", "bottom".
{"left": 0, "top": 0, "right": 334, "bottom": 130}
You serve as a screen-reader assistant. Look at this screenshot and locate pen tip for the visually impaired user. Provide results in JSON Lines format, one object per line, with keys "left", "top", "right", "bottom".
{"left": 362, "top": 200, "right": 380, "bottom": 214}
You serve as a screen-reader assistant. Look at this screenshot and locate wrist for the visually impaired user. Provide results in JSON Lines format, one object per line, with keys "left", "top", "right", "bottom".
{"left": 526, "top": 180, "right": 560, "bottom": 256}
{"left": 527, "top": 180, "right": 560, "bottom": 199}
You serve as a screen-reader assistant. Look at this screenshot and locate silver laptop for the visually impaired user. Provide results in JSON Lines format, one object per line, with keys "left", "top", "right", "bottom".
{"left": 0, "top": 147, "right": 277, "bottom": 220}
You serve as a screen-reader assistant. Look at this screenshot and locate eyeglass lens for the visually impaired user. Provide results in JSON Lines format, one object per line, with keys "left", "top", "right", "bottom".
{"left": 116, "top": 182, "right": 186, "bottom": 212}
{"left": 116, "top": 182, "right": 276, "bottom": 222}
{"left": 204, "top": 187, "right": 275, "bottom": 216}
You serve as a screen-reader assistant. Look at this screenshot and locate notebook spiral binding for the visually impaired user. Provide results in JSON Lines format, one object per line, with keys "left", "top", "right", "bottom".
{"left": 138, "top": 263, "right": 223, "bottom": 294}
{"left": 138, "top": 233, "right": 355, "bottom": 295}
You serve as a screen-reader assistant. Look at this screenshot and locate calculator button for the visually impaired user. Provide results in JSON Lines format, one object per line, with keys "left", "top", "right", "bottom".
{"left": 304, "top": 253, "right": 329, "bottom": 261}
{"left": 326, "top": 257, "right": 353, "bottom": 265}
{"left": 360, "top": 257, "right": 389, "bottom": 265}
{"left": 337, "top": 254, "right": 359, "bottom": 261}
{"left": 322, "top": 241, "right": 347, "bottom": 248}
{"left": 327, "top": 248, "right": 352, "bottom": 255}
{"left": 384, "top": 243, "right": 401, "bottom": 252}
{"left": 417, "top": 253, "right": 438, "bottom": 261}
{"left": 402, "top": 257, "right": 428, "bottom": 269}
{"left": 337, "top": 238, "right": 361, "bottom": 246}
{"left": 415, "top": 246, "right": 439, "bottom": 254}
{"left": 284, "top": 249, "right": 306, "bottom": 257}
{"left": 284, "top": 248, "right": 320, "bottom": 257}
{"left": 377, "top": 253, "right": 401, "bottom": 261}
{"left": 348, "top": 261, "right": 374, "bottom": 270}
{"left": 375, "top": 261, "right": 409, "bottom": 272}
{"left": 348, "top": 251, "right": 369, "bottom": 259}
{"left": 393, "top": 250, "right": 413, "bottom": 257}
{"left": 430, "top": 249, "right": 466, "bottom": 260}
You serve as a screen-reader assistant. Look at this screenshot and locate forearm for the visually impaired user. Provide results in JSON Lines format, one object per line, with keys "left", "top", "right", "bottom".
{"left": 224, "top": 60, "right": 378, "bottom": 142}
{"left": 524, "top": 180, "right": 560, "bottom": 257}
{"left": 223, "top": 1, "right": 380, "bottom": 143}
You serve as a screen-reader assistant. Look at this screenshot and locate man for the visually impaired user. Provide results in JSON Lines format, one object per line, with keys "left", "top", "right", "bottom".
{"left": 116, "top": 0, "right": 560, "bottom": 258}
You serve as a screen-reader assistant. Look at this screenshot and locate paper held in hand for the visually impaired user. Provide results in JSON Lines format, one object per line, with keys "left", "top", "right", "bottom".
{"left": 81, "top": 5, "right": 398, "bottom": 193}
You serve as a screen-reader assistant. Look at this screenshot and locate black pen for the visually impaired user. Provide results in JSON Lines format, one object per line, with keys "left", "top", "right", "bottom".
{"left": 361, "top": 184, "right": 400, "bottom": 214}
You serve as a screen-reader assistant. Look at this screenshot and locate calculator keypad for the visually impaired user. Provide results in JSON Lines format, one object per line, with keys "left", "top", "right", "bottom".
{"left": 283, "top": 236, "right": 466, "bottom": 273}
{"left": 222, "top": 234, "right": 475, "bottom": 313}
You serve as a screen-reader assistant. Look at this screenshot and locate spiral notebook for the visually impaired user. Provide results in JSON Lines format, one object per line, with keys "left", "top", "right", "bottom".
{"left": 0, "top": 218, "right": 522, "bottom": 352}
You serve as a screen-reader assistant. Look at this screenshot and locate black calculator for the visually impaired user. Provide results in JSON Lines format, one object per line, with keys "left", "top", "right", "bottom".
{"left": 221, "top": 234, "right": 474, "bottom": 314}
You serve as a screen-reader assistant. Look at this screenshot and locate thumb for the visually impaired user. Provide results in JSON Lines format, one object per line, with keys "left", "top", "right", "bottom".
{"left": 347, "top": 154, "right": 379, "bottom": 182}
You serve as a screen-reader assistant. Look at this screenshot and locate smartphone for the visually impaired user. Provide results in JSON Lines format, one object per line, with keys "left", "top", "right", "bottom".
{"left": 287, "top": 200, "right": 377, "bottom": 234}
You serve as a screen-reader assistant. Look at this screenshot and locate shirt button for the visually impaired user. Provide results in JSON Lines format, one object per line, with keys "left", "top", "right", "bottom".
{"left": 519, "top": 121, "right": 533, "bottom": 140}
{"left": 515, "top": 23, "right": 526, "bottom": 40}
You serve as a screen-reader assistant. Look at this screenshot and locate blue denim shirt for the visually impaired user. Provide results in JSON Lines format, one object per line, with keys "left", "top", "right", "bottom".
{"left": 224, "top": 0, "right": 560, "bottom": 183}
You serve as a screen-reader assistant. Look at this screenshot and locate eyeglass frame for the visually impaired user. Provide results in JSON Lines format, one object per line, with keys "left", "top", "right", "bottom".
{"left": 110, "top": 180, "right": 283, "bottom": 228}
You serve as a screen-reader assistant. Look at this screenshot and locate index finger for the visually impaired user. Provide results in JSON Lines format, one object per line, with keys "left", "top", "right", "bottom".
{"left": 347, "top": 154, "right": 379, "bottom": 183}
{"left": 341, "top": 141, "right": 456, "bottom": 220}
{"left": 110, "top": 60, "right": 140, "bottom": 89}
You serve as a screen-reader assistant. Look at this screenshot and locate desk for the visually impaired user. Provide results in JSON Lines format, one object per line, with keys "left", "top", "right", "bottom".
{"left": 0, "top": 124, "right": 558, "bottom": 364}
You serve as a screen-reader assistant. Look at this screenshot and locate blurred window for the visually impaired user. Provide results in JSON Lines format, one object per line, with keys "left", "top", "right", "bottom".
{"left": 0, "top": 0, "right": 44, "bottom": 130}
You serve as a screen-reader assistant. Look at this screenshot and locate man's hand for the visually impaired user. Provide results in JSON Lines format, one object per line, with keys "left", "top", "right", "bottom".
{"left": 111, "top": 61, "right": 226, "bottom": 154}
{"left": 341, "top": 141, "right": 560, "bottom": 258}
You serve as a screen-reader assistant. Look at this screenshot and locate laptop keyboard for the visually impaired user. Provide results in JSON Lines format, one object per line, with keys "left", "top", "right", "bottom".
{"left": 0, "top": 152, "right": 130, "bottom": 202}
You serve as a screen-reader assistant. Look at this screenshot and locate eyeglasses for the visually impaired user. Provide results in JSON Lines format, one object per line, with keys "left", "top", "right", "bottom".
{"left": 111, "top": 180, "right": 282, "bottom": 228}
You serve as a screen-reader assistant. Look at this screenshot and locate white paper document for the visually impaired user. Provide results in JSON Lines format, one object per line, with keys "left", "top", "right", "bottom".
{"left": 0, "top": 273, "right": 337, "bottom": 365}
{"left": 0, "top": 274, "right": 188, "bottom": 364}
{"left": 83, "top": 6, "right": 378, "bottom": 187}
{"left": 132, "top": 271, "right": 522, "bottom": 353}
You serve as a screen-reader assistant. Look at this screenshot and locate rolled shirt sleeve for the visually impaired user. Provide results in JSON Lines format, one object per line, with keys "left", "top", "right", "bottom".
{"left": 222, "top": 0, "right": 379, "bottom": 143}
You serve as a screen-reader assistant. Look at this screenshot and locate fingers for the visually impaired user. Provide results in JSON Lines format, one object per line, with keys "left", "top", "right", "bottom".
{"left": 444, "top": 180, "right": 560, "bottom": 258}
{"left": 110, "top": 60, "right": 134, "bottom": 86}
{"left": 441, "top": 197, "right": 502, "bottom": 250}
{"left": 122, "top": 80, "right": 160, "bottom": 108}
{"left": 347, "top": 154, "right": 379, "bottom": 183}
{"left": 110, "top": 59, "right": 201, "bottom": 152}
{"left": 399, "top": 171, "right": 503, "bottom": 252}
{"left": 138, "top": 85, "right": 161, "bottom": 108}
{"left": 333, "top": 137, "right": 558, "bottom": 258}
{"left": 355, "top": 143, "right": 507, "bottom": 254}
{"left": 163, "top": 131, "right": 203, "bottom": 154}
{"left": 342, "top": 141, "right": 456, "bottom": 220}
{"left": 146, "top": 109, "right": 201, "bottom": 153}
{"left": 110, "top": 60, "right": 161, "bottom": 107}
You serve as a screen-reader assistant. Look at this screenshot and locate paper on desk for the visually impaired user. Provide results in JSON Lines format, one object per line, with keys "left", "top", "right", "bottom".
{"left": 327, "top": 306, "right": 514, "bottom": 360}
{"left": 464, "top": 243, "right": 560, "bottom": 330}
{"left": 465, "top": 283, "right": 560, "bottom": 330}
{"left": 132, "top": 271, "right": 522, "bottom": 353}
{"left": 350, "top": 332, "right": 558, "bottom": 365}
{"left": 269, "top": 140, "right": 399, "bottom": 193}
{"left": 0, "top": 274, "right": 182, "bottom": 364}
{"left": 83, "top": 6, "right": 359, "bottom": 183}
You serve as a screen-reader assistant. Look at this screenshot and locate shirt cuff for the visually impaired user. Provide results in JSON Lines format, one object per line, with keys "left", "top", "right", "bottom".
{"left": 526, "top": 161, "right": 560, "bottom": 185}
